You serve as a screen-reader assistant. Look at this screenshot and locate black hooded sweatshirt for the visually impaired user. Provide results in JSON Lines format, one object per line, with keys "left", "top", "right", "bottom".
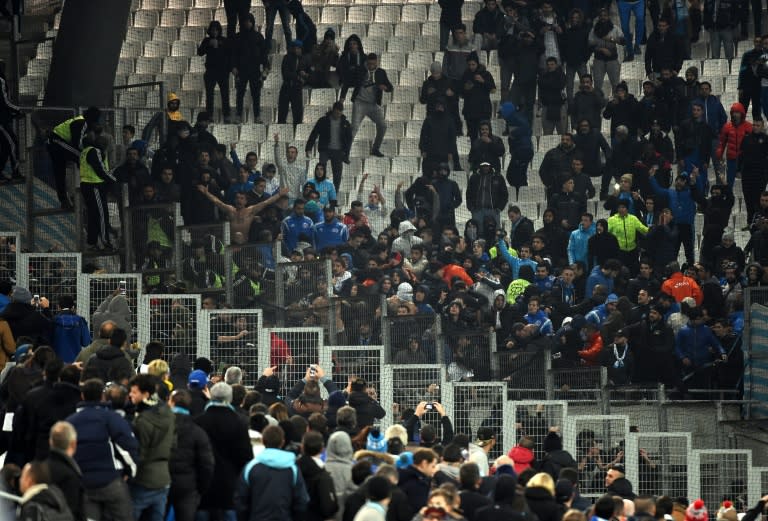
{"left": 231, "top": 14, "right": 269, "bottom": 77}
{"left": 198, "top": 21, "right": 231, "bottom": 75}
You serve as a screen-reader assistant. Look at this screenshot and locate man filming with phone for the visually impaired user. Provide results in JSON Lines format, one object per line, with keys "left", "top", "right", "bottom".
{"left": 404, "top": 400, "right": 455, "bottom": 448}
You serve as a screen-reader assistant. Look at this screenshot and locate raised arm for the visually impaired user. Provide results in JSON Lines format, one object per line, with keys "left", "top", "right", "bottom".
{"left": 197, "top": 184, "right": 235, "bottom": 215}
{"left": 245, "top": 187, "right": 290, "bottom": 216}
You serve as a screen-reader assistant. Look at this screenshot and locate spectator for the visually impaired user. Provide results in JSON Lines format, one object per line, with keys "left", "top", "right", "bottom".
{"left": 17, "top": 461, "right": 74, "bottom": 520}
{"left": 223, "top": 0, "right": 249, "bottom": 37}
{"left": 1, "top": 287, "right": 53, "bottom": 346}
{"left": 309, "top": 28, "right": 339, "bottom": 88}
{"left": 235, "top": 425, "right": 309, "bottom": 519}
{"left": 715, "top": 103, "right": 752, "bottom": 189}
{"left": 538, "top": 57, "right": 567, "bottom": 135}
{"left": 232, "top": 13, "right": 270, "bottom": 124}
{"left": 167, "top": 389, "right": 214, "bottom": 521}
{"left": 338, "top": 35, "right": 366, "bottom": 102}
{"left": 467, "top": 162, "right": 509, "bottom": 228}
{"left": 500, "top": 102, "right": 534, "bottom": 194}
{"left": 420, "top": 98, "right": 459, "bottom": 169}
{"left": 350, "top": 53, "right": 393, "bottom": 158}
{"left": 278, "top": 40, "right": 308, "bottom": 125}
{"left": 352, "top": 475, "right": 391, "bottom": 521}
{"left": 561, "top": 9, "right": 591, "bottom": 103}
{"left": 571, "top": 75, "right": 606, "bottom": 131}
{"left": 198, "top": 21, "right": 231, "bottom": 123}
{"left": 526, "top": 472, "right": 565, "bottom": 521}
{"left": 461, "top": 52, "right": 496, "bottom": 141}
{"left": 82, "top": 328, "right": 135, "bottom": 383}
{"left": 127, "top": 374, "right": 175, "bottom": 521}
{"left": 473, "top": 0, "right": 505, "bottom": 50}
{"left": 52, "top": 295, "right": 90, "bottom": 364}
{"left": 305, "top": 102, "right": 352, "bottom": 192}
{"left": 603, "top": 82, "right": 641, "bottom": 139}
{"left": 675, "top": 308, "right": 726, "bottom": 390}
{"left": 588, "top": 8, "right": 624, "bottom": 93}
{"left": 540, "top": 134, "right": 578, "bottom": 202}
{"left": 661, "top": 262, "right": 703, "bottom": 305}
{"left": 398, "top": 448, "right": 439, "bottom": 514}
{"left": 644, "top": 19, "right": 684, "bottom": 78}
{"left": 568, "top": 213, "right": 596, "bottom": 265}
{"left": 326, "top": 430, "right": 357, "bottom": 516}
{"left": 67, "top": 378, "right": 139, "bottom": 521}
{"left": 617, "top": 0, "right": 645, "bottom": 62}
{"left": 737, "top": 36, "right": 765, "bottom": 120}
{"left": 297, "top": 431, "right": 339, "bottom": 521}
{"left": 703, "top": 0, "right": 739, "bottom": 59}
{"left": 468, "top": 427, "right": 496, "bottom": 477}
{"left": 46, "top": 421, "right": 86, "bottom": 521}
{"left": 196, "top": 382, "right": 253, "bottom": 520}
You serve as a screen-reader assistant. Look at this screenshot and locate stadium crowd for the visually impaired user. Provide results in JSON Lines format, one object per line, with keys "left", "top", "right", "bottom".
{"left": 1, "top": 0, "right": 768, "bottom": 518}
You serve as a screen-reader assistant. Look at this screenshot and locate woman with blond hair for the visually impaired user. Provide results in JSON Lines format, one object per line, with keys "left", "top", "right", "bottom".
{"left": 525, "top": 472, "right": 565, "bottom": 521}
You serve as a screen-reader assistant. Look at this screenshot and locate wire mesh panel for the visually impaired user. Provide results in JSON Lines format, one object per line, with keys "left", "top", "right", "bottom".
{"left": 383, "top": 314, "right": 438, "bottom": 364}
{"left": 550, "top": 367, "right": 607, "bottom": 403}
{"left": 259, "top": 328, "right": 327, "bottom": 398}
{"left": 137, "top": 294, "right": 201, "bottom": 362}
{"left": 563, "top": 415, "right": 630, "bottom": 497}
{"left": 125, "top": 202, "right": 179, "bottom": 292}
{"left": 225, "top": 241, "right": 280, "bottom": 312}
{"left": 748, "top": 467, "right": 768, "bottom": 509}
{"left": 629, "top": 432, "right": 691, "bottom": 498}
{"left": 175, "top": 223, "right": 230, "bottom": 295}
{"left": 325, "top": 345, "right": 384, "bottom": 399}
{"left": 381, "top": 364, "right": 447, "bottom": 430}
{"left": 690, "top": 450, "right": 752, "bottom": 514}
{"left": 446, "top": 382, "right": 510, "bottom": 460}
{"left": 76, "top": 274, "right": 142, "bottom": 340}
{"left": 663, "top": 402, "right": 724, "bottom": 449}
{"left": 199, "top": 309, "right": 262, "bottom": 386}
{"left": 330, "top": 294, "right": 383, "bottom": 346}
{"left": 746, "top": 300, "right": 768, "bottom": 419}
{"left": 0, "top": 232, "right": 20, "bottom": 283}
{"left": 274, "top": 260, "right": 333, "bottom": 330}
{"left": 17, "top": 253, "right": 82, "bottom": 305}
{"left": 500, "top": 349, "right": 548, "bottom": 397}
{"left": 440, "top": 328, "right": 495, "bottom": 382}
{"left": 510, "top": 401, "right": 568, "bottom": 460}
{"left": 606, "top": 390, "right": 662, "bottom": 434}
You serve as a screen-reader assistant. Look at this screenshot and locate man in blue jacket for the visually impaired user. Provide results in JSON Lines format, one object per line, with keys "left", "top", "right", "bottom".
{"left": 313, "top": 206, "right": 349, "bottom": 251}
{"left": 675, "top": 307, "right": 726, "bottom": 391}
{"left": 649, "top": 165, "right": 706, "bottom": 265}
{"left": 235, "top": 424, "right": 309, "bottom": 521}
{"left": 568, "top": 212, "right": 596, "bottom": 266}
{"left": 67, "top": 378, "right": 139, "bottom": 521}
{"left": 281, "top": 199, "right": 315, "bottom": 252}
{"left": 52, "top": 295, "right": 91, "bottom": 363}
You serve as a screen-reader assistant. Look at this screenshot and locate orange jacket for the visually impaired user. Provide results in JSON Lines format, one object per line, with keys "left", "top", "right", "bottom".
{"left": 578, "top": 331, "right": 603, "bottom": 366}
{"left": 441, "top": 264, "right": 474, "bottom": 289}
{"left": 661, "top": 272, "right": 703, "bottom": 306}
{"left": 716, "top": 104, "right": 752, "bottom": 161}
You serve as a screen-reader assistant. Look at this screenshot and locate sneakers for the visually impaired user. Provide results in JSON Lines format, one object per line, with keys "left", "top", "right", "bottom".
{"left": 370, "top": 149, "right": 384, "bottom": 157}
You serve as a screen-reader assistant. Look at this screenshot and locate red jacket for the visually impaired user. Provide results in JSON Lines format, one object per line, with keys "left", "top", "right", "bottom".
{"left": 661, "top": 272, "right": 703, "bottom": 305}
{"left": 578, "top": 331, "right": 603, "bottom": 366}
{"left": 716, "top": 103, "right": 752, "bottom": 161}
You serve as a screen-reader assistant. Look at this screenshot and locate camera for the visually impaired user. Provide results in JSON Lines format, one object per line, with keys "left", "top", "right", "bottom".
{"left": 33, "top": 294, "right": 40, "bottom": 305}
{"left": 425, "top": 403, "right": 434, "bottom": 411}
{"left": 119, "top": 280, "right": 127, "bottom": 295}
{"left": 309, "top": 364, "right": 317, "bottom": 377}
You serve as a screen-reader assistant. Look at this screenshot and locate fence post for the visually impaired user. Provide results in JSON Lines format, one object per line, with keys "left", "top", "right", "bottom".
{"left": 657, "top": 383, "right": 668, "bottom": 432}
{"left": 488, "top": 326, "right": 498, "bottom": 379}
{"left": 544, "top": 349, "right": 554, "bottom": 400}
{"left": 435, "top": 314, "right": 443, "bottom": 365}
{"left": 122, "top": 185, "right": 134, "bottom": 270}
{"left": 599, "top": 367, "right": 610, "bottom": 414}
{"left": 224, "top": 246, "right": 233, "bottom": 306}
{"left": 744, "top": 287, "right": 752, "bottom": 420}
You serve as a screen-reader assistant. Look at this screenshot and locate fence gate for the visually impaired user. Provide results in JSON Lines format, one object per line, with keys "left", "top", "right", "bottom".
{"left": 260, "top": 327, "right": 327, "bottom": 398}
{"left": 0, "top": 231, "right": 20, "bottom": 283}
{"left": 444, "top": 381, "right": 511, "bottom": 460}
{"left": 322, "top": 345, "right": 384, "bottom": 401}
{"left": 381, "top": 364, "right": 447, "bottom": 431}
{"left": 563, "top": 414, "right": 631, "bottom": 497}
{"left": 630, "top": 432, "right": 692, "bottom": 498}
{"left": 17, "top": 252, "right": 82, "bottom": 304}
{"left": 198, "top": 309, "right": 263, "bottom": 386}
{"left": 76, "top": 273, "right": 142, "bottom": 340}
{"left": 509, "top": 400, "right": 568, "bottom": 461}
{"left": 137, "top": 294, "right": 201, "bottom": 363}
{"left": 690, "top": 450, "right": 753, "bottom": 515}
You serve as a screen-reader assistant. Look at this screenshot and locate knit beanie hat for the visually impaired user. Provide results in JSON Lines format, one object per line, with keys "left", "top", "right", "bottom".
{"left": 716, "top": 501, "right": 738, "bottom": 521}
{"left": 686, "top": 499, "right": 708, "bottom": 521}
{"left": 367, "top": 429, "right": 387, "bottom": 453}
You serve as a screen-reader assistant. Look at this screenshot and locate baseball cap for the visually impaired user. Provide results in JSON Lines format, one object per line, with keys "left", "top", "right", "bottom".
{"left": 187, "top": 369, "right": 210, "bottom": 389}
{"left": 476, "top": 426, "right": 496, "bottom": 446}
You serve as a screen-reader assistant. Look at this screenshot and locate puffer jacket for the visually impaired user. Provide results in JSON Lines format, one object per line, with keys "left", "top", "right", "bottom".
{"left": 467, "top": 169, "right": 509, "bottom": 211}
{"left": 132, "top": 402, "right": 176, "bottom": 489}
{"left": 169, "top": 410, "right": 214, "bottom": 496}
{"left": 716, "top": 103, "right": 753, "bottom": 161}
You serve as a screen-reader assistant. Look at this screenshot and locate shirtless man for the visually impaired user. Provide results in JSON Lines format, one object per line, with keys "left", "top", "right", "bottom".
{"left": 196, "top": 184, "right": 288, "bottom": 244}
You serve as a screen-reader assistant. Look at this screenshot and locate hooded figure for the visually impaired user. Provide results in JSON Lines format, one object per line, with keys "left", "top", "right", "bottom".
{"left": 539, "top": 431, "right": 577, "bottom": 481}
{"left": 715, "top": 102, "right": 752, "bottom": 189}
{"left": 325, "top": 431, "right": 357, "bottom": 516}
{"left": 198, "top": 20, "right": 231, "bottom": 122}
{"left": 337, "top": 34, "right": 366, "bottom": 100}
{"left": 91, "top": 293, "right": 133, "bottom": 341}
{"left": 474, "top": 474, "right": 531, "bottom": 521}
{"left": 392, "top": 220, "right": 424, "bottom": 257}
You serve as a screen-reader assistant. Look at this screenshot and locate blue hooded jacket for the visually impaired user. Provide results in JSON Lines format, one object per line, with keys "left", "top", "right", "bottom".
{"left": 500, "top": 102, "right": 534, "bottom": 157}
{"left": 650, "top": 176, "right": 699, "bottom": 225}
{"left": 568, "top": 221, "right": 596, "bottom": 264}
{"left": 237, "top": 447, "right": 309, "bottom": 520}
{"left": 675, "top": 323, "right": 724, "bottom": 367}
{"left": 53, "top": 311, "right": 91, "bottom": 363}
{"left": 585, "top": 265, "right": 614, "bottom": 298}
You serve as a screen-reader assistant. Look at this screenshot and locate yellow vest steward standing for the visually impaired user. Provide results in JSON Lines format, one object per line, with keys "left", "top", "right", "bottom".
{"left": 79, "top": 146, "right": 114, "bottom": 184}
{"left": 79, "top": 144, "right": 116, "bottom": 250}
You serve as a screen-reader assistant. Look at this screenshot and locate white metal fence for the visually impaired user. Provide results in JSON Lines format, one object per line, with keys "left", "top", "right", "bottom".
{"left": 17, "top": 252, "right": 82, "bottom": 304}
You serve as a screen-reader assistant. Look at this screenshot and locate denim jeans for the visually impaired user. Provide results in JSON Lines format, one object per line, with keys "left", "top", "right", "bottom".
{"left": 130, "top": 483, "right": 169, "bottom": 521}
{"left": 264, "top": 0, "right": 292, "bottom": 51}
{"left": 726, "top": 158, "right": 737, "bottom": 189}
{"left": 618, "top": 0, "right": 645, "bottom": 53}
